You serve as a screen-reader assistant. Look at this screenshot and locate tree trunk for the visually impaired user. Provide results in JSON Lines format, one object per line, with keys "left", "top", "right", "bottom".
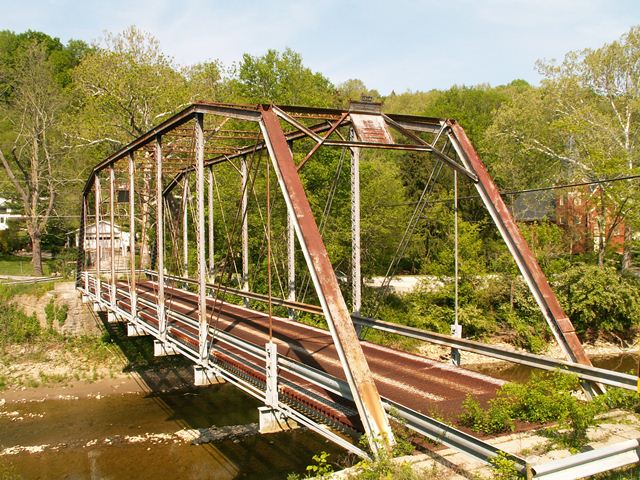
{"left": 622, "top": 225, "right": 633, "bottom": 271}
{"left": 597, "top": 189, "right": 606, "bottom": 268}
{"left": 31, "top": 232, "right": 43, "bottom": 276}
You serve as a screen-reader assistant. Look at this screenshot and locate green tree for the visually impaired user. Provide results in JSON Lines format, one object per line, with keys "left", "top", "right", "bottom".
{"left": 69, "top": 26, "right": 196, "bottom": 268}
{"left": 488, "top": 26, "right": 640, "bottom": 268}
{"left": 335, "top": 78, "right": 381, "bottom": 107}
{"left": 69, "top": 26, "right": 192, "bottom": 151}
{"left": 0, "top": 42, "right": 66, "bottom": 274}
{"left": 233, "top": 48, "right": 335, "bottom": 106}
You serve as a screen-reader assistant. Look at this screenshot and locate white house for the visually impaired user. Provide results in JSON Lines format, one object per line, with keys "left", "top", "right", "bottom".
{"left": 68, "top": 220, "right": 131, "bottom": 256}
{"left": 0, "top": 197, "right": 24, "bottom": 231}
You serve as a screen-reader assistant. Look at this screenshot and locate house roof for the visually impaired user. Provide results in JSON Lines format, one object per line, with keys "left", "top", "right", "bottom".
{"left": 67, "top": 220, "right": 124, "bottom": 235}
{"left": 511, "top": 190, "right": 556, "bottom": 222}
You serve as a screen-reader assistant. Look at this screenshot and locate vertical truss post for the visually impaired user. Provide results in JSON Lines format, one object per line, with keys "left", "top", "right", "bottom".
{"left": 109, "top": 165, "right": 116, "bottom": 307}
{"left": 350, "top": 129, "right": 362, "bottom": 316}
{"left": 182, "top": 179, "right": 189, "bottom": 276}
{"left": 195, "top": 113, "right": 209, "bottom": 366}
{"left": 94, "top": 172, "right": 101, "bottom": 298}
{"left": 155, "top": 135, "right": 166, "bottom": 340}
{"left": 77, "top": 194, "right": 87, "bottom": 288}
{"left": 287, "top": 140, "right": 296, "bottom": 320}
{"left": 451, "top": 169, "right": 461, "bottom": 366}
{"left": 208, "top": 166, "right": 215, "bottom": 279}
{"left": 287, "top": 207, "right": 296, "bottom": 319}
{"left": 447, "top": 123, "right": 598, "bottom": 391}
{"left": 265, "top": 341, "right": 278, "bottom": 407}
{"left": 260, "top": 107, "right": 394, "bottom": 455}
{"left": 128, "top": 153, "right": 137, "bottom": 320}
{"left": 241, "top": 154, "right": 249, "bottom": 305}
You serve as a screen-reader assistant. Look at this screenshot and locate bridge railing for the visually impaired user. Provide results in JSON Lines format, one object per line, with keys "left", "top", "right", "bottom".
{"left": 140, "top": 269, "right": 638, "bottom": 392}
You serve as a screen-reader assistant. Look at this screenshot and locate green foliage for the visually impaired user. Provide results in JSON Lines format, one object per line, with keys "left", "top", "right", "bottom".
{"left": 70, "top": 26, "right": 193, "bottom": 146}
{"left": 553, "top": 264, "right": 640, "bottom": 339}
{"left": 490, "top": 452, "right": 522, "bottom": 480}
{"left": 0, "top": 303, "right": 40, "bottom": 344}
{"left": 460, "top": 372, "right": 603, "bottom": 450}
{"left": 304, "top": 452, "right": 334, "bottom": 479}
{"left": 520, "top": 221, "right": 568, "bottom": 271}
{"left": 425, "top": 84, "right": 510, "bottom": 146}
{"left": 235, "top": 48, "right": 335, "bottom": 106}
{"left": 44, "top": 299, "right": 68, "bottom": 330}
{"left": 590, "top": 465, "right": 640, "bottom": 479}
{"left": 599, "top": 385, "right": 640, "bottom": 413}
{"left": 0, "top": 228, "right": 28, "bottom": 255}
{"left": 347, "top": 448, "right": 422, "bottom": 480}
{"left": 0, "top": 281, "right": 55, "bottom": 301}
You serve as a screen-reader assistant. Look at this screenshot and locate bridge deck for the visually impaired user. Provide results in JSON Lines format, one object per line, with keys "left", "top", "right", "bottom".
{"left": 91, "top": 278, "right": 503, "bottom": 432}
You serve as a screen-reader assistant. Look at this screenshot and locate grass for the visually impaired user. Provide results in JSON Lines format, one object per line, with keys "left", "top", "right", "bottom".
{"left": 0, "top": 281, "right": 56, "bottom": 302}
{"left": 0, "top": 254, "right": 56, "bottom": 276}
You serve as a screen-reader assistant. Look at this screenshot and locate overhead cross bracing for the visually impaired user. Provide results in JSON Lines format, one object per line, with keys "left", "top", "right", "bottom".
{"left": 76, "top": 101, "right": 636, "bottom": 477}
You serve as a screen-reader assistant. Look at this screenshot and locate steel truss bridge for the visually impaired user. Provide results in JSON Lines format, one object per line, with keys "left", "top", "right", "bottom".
{"left": 77, "top": 102, "right": 639, "bottom": 479}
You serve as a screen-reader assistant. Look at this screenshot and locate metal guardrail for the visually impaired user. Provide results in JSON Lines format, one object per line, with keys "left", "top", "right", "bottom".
{"left": 0, "top": 276, "right": 61, "bottom": 285}
{"left": 144, "top": 270, "right": 639, "bottom": 392}
{"left": 351, "top": 314, "right": 639, "bottom": 392}
{"left": 532, "top": 438, "right": 640, "bottom": 479}
{"left": 83, "top": 277, "right": 528, "bottom": 469}
{"left": 82, "top": 276, "right": 640, "bottom": 479}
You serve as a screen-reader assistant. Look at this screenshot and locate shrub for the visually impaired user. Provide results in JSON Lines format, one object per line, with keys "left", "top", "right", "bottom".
{"left": 553, "top": 264, "right": 640, "bottom": 339}
{"left": 490, "top": 451, "right": 522, "bottom": 480}
{"left": 460, "top": 371, "right": 603, "bottom": 449}
{"left": 0, "top": 304, "right": 40, "bottom": 344}
{"left": 44, "top": 299, "right": 68, "bottom": 331}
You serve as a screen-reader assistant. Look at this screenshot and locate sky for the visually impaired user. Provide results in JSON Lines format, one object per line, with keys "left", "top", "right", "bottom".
{"left": 2, "top": 0, "right": 640, "bottom": 94}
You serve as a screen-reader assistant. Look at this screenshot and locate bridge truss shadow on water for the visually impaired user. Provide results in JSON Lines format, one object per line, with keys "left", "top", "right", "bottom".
{"left": 77, "top": 101, "right": 640, "bottom": 479}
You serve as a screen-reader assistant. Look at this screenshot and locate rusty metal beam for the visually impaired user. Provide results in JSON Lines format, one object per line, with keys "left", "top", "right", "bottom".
{"left": 383, "top": 114, "right": 478, "bottom": 181}
{"left": 259, "top": 106, "right": 395, "bottom": 455}
{"left": 446, "top": 121, "right": 597, "bottom": 385}
{"left": 162, "top": 119, "right": 352, "bottom": 197}
{"left": 297, "top": 113, "right": 349, "bottom": 171}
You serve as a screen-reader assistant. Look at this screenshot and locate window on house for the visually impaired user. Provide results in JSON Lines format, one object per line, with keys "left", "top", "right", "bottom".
{"left": 117, "top": 190, "right": 130, "bottom": 203}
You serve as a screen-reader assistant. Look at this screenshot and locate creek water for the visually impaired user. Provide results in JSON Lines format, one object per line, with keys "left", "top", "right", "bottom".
{"left": 466, "top": 352, "right": 639, "bottom": 383}
{"left": 1, "top": 352, "right": 636, "bottom": 480}
{"left": 0, "top": 383, "right": 346, "bottom": 480}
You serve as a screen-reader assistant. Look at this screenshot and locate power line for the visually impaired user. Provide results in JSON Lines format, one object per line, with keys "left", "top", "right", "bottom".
{"left": 381, "top": 173, "right": 640, "bottom": 208}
